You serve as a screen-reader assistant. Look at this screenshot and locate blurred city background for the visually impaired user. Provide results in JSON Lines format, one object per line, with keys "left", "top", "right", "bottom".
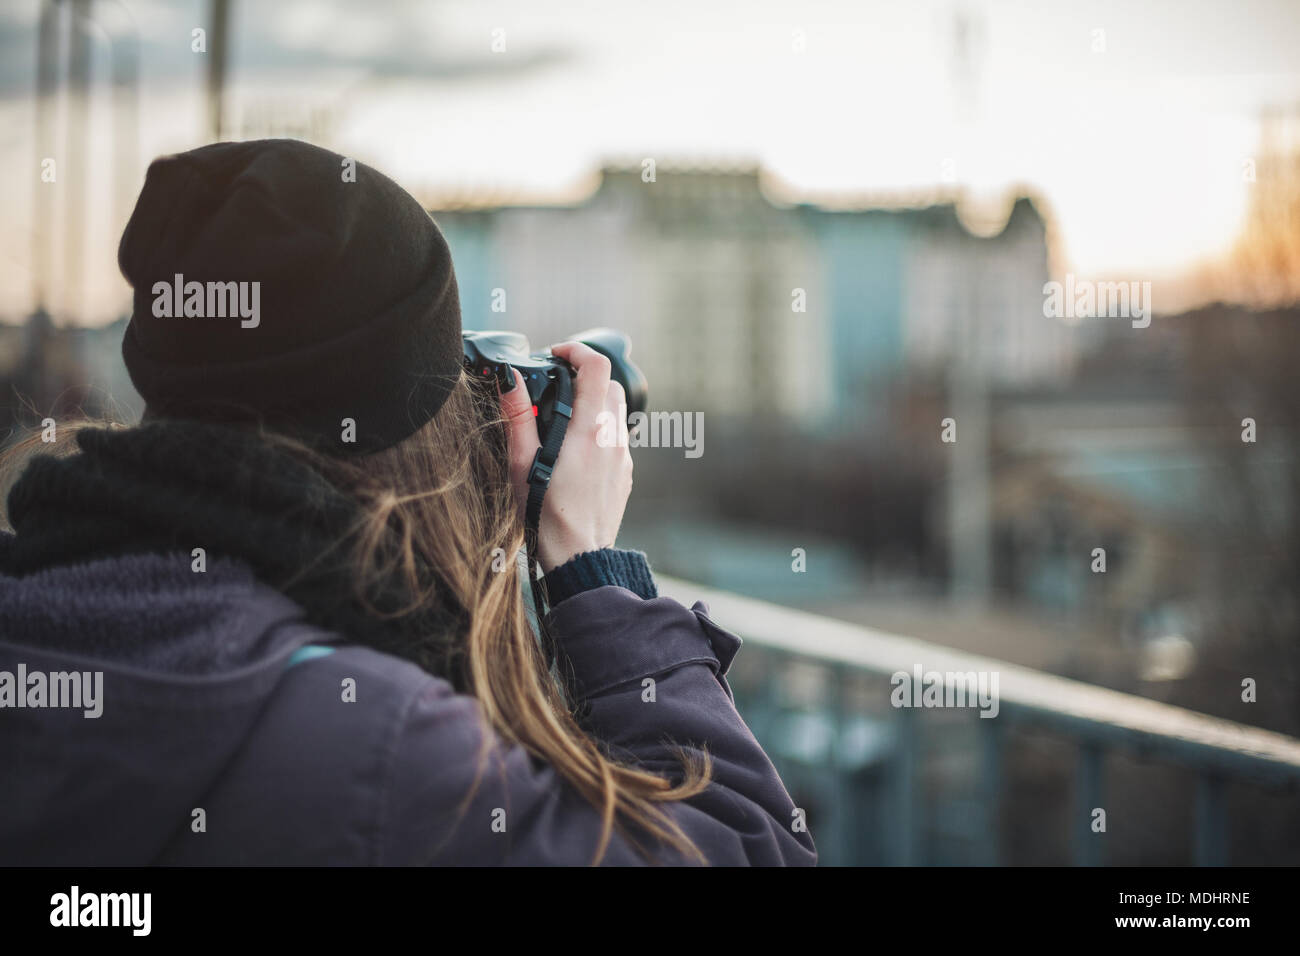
{"left": 1, "top": 0, "right": 1298, "bottom": 863}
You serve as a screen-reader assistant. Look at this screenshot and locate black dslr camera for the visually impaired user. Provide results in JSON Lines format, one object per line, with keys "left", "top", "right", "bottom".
{"left": 462, "top": 328, "right": 648, "bottom": 442}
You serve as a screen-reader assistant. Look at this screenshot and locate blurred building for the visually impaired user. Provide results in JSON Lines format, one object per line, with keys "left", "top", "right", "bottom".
{"left": 432, "top": 166, "right": 1072, "bottom": 430}
{"left": 433, "top": 166, "right": 829, "bottom": 424}
{"left": 802, "top": 194, "right": 1069, "bottom": 416}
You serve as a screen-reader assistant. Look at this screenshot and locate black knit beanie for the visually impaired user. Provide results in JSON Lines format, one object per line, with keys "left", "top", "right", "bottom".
{"left": 118, "top": 139, "right": 463, "bottom": 456}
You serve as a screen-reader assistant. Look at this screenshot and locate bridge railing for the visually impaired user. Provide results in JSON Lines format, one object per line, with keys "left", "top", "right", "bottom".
{"left": 657, "top": 576, "right": 1300, "bottom": 865}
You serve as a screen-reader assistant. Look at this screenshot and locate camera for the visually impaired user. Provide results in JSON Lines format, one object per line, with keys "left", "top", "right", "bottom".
{"left": 462, "top": 328, "right": 648, "bottom": 442}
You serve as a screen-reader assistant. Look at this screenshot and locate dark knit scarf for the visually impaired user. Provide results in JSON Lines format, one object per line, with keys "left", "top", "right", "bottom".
{"left": 1, "top": 420, "right": 471, "bottom": 687}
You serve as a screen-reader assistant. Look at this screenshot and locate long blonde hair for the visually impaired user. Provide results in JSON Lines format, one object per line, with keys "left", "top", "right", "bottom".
{"left": 1, "top": 372, "right": 711, "bottom": 864}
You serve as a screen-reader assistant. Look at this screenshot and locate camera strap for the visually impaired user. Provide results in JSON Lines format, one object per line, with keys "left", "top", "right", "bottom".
{"left": 523, "top": 365, "right": 574, "bottom": 629}
{"left": 523, "top": 366, "right": 574, "bottom": 539}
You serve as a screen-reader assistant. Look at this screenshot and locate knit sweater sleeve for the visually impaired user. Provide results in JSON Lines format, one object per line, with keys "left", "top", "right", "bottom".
{"left": 541, "top": 548, "right": 658, "bottom": 605}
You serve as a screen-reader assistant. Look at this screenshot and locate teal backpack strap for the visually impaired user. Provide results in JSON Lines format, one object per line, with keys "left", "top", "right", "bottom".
{"left": 285, "top": 644, "right": 336, "bottom": 670}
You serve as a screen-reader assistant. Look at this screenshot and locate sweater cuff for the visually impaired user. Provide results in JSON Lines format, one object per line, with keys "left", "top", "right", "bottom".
{"left": 542, "top": 548, "right": 658, "bottom": 605}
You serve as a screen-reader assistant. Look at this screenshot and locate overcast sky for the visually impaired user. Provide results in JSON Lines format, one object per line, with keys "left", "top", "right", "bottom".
{"left": 2, "top": 0, "right": 1299, "bottom": 323}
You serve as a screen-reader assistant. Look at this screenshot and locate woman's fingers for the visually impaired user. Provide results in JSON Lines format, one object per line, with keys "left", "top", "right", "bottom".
{"left": 550, "top": 341, "right": 611, "bottom": 432}
{"left": 499, "top": 367, "right": 540, "bottom": 494}
{"left": 524, "top": 343, "right": 634, "bottom": 572}
{"left": 604, "top": 379, "right": 630, "bottom": 451}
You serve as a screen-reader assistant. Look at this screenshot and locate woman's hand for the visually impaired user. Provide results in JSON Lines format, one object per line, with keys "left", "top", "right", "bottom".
{"left": 500, "top": 341, "right": 633, "bottom": 573}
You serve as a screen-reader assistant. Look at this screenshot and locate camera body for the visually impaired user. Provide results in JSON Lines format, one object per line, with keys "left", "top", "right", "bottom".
{"left": 462, "top": 328, "right": 647, "bottom": 441}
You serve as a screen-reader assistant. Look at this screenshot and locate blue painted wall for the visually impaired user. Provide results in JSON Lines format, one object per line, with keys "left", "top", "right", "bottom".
{"left": 804, "top": 208, "right": 909, "bottom": 422}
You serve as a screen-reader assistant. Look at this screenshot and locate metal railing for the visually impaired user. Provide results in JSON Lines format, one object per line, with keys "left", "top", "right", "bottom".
{"left": 657, "top": 575, "right": 1300, "bottom": 866}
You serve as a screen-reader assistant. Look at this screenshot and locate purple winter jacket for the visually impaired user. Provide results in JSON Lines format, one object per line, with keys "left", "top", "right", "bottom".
{"left": 0, "top": 550, "right": 817, "bottom": 866}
